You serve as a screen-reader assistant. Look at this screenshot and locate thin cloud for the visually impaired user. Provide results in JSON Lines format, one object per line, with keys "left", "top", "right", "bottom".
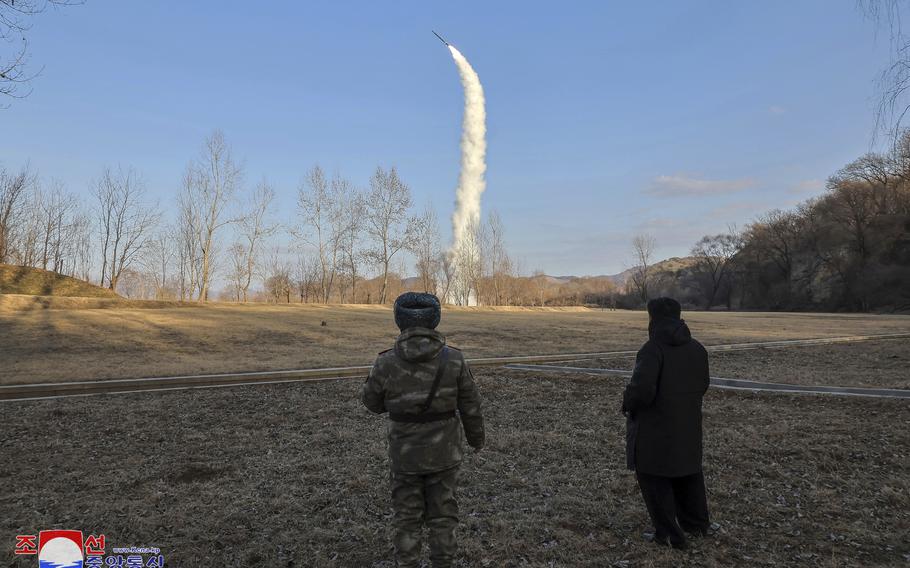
{"left": 647, "top": 174, "right": 757, "bottom": 197}
{"left": 706, "top": 201, "right": 771, "bottom": 220}
{"left": 788, "top": 179, "right": 824, "bottom": 194}
{"left": 768, "top": 105, "right": 786, "bottom": 115}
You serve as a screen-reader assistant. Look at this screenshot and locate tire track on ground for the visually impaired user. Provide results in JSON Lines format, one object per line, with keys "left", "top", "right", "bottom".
{"left": 1, "top": 333, "right": 907, "bottom": 402}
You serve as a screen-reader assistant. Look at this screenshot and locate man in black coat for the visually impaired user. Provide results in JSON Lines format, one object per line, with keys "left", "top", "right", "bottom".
{"left": 622, "top": 297, "right": 711, "bottom": 550}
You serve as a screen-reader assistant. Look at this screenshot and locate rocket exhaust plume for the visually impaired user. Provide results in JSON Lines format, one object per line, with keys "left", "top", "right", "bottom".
{"left": 444, "top": 42, "right": 487, "bottom": 274}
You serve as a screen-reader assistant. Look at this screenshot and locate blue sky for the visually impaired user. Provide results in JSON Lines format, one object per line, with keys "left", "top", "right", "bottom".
{"left": 2, "top": 1, "right": 892, "bottom": 276}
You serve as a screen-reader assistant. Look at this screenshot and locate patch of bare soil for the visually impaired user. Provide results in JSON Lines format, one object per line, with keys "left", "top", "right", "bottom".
{"left": 575, "top": 338, "right": 910, "bottom": 389}
{"left": 1, "top": 370, "right": 907, "bottom": 567}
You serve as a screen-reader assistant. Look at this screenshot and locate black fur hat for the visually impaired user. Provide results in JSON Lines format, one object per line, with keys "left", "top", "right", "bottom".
{"left": 394, "top": 292, "right": 441, "bottom": 330}
{"left": 647, "top": 297, "right": 682, "bottom": 320}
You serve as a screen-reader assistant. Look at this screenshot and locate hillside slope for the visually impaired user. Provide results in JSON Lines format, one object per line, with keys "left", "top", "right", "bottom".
{"left": 0, "top": 265, "right": 118, "bottom": 298}
{"left": 603, "top": 256, "right": 699, "bottom": 286}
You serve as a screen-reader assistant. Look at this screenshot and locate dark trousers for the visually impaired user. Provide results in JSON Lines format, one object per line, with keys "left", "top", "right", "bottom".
{"left": 636, "top": 470, "right": 710, "bottom": 547}
{"left": 391, "top": 466, "right": 459, "bottom": 568}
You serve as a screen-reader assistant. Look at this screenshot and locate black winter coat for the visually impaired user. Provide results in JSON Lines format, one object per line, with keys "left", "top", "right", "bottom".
{"left": 622, "top": 317, "right": 709, "bottom": 477}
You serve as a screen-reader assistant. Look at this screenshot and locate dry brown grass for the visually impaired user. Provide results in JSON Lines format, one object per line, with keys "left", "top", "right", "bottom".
{"left": 0, "top": 265, "right": 118, "bottom": 298}
{"left": 572, "top": 338, "right": 910, "bottom": 390}
{"left": 0, "top": 293, "right": 199, "bottom": 311}
{"left": 0, "top": 369, "right": 906, "bottom": 567}
{"left": 707, "top": 339, "right": 909, "bottom": 389}
{"left": 1, "top": 304, "right": 909, "bottom": 385}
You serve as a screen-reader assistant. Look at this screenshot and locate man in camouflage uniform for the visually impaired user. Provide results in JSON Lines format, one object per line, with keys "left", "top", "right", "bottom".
{"left": 362, "top": 292, "right": 485, "bottom": 568}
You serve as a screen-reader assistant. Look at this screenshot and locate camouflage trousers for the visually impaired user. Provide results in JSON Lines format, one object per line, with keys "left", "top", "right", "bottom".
{"left": 391, "top": 466, "right": 459, "bottom": 568}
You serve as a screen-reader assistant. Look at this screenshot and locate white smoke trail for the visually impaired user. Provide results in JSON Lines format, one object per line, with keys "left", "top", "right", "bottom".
{"left": 447, "top": 45, "right": 486, "bottom": 258}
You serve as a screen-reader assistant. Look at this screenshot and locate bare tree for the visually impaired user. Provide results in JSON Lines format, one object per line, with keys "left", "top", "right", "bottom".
{"left": 143, "top": 229, "right": 176, "bottom": 300}
{"left": 176, "top": 176, "right": 202, "bottom": 300}
{"left": 690, "top": 231, "right": 743, "bottom": 309}
{"left": 855, "top": 1, "right": 910, "bottom": 144}
{"left": 438, "top": 251, "right": 456, "bottom": 304}
{"left": 115, "top": 268, "right": 157, "bottom": 300}
{"left": 226, "top": 242, "right": 246, "bottom": 302}
{"left": 751, "top": 209, "right": 801, "bottom": 293}
{"left": 263, "top": 251, "right": 292, "bottom": 303}
{"left": 826, "top": 177, "right": 877, "bottom": 266}
{"left": 181, "top": 130, "right": 242, "bottom": 302}
{"left": 295, "top": 168, "right": 353, "bottom": 303}
{"left": 233, "top": 179, "right": 276, "bottom": 302}
{"left": 0, "top": 163, "right": 34, "bottom": 262}
{"left": 1, "top": 168, "right": 89, "bottom": 279}
{"left": 409, "top": 204, "right": 442, "bottom": 295}
{"left": 531, "top": 270, "right": 552, "bottom": 307}
{"left": 52, "top": 197, "right": 88, "bottom": 276}
{"left": 0, "top": 173, "right": 89, "bottom": 278}
{"left": 450, "top": 218, "right": 483, "bottom": 306}
{"left": 36, "top": 182, "right": 55, "bottom": 269}
{"left": 294, "top": 254, "right": 320, "bottom": 303}
{"left": 0, "top": 0, "right": 81, "bottom": 102}
{"left": 337, "top": 183, "right": 365, "bottom": 303}
{"left": 836, "top": 152, "right": 906, "bottom": 215}
{"left": 68, "top": 208, "right": 93, "bottom": 280}
{"left": 485, "top": 210, "right": 513, "bottom": 305}
{"left": 36, "top": 180, "right": 77, "bottom": 272}
{"left": 93, "top": 166, "right": 160, "bottom": 291}
{"left": 824, "top": 175, "right": 880, "bottom": 310}
{"left": 862, "top": 1, "right": 903, "bottom": 138}
{"left": 15, "top": 187, "right": 42, "bottom": 267}
{"left": 364, "top": 166, "right": 415, "bottom": 304}
{"left": 629, "top": 233, "right": 656, "bottom": 303}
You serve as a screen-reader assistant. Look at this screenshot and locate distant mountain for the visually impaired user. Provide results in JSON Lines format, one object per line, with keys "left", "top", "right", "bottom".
{"left": 401, "top": 276, "right": 421, "bottom": 288}
{"left": 551, "top": 257, "right": 699, "bottom": 286}
{"left": 392, "top": 256, "right": 698, "bottom": 291}
{"left": 615, "top": 256, "right": 698, "bottom": 285}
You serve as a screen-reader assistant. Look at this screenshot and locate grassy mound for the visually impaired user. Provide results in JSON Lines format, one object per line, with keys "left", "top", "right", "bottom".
{"left": 0, "top": 264, "right": 117, "bottom": 298}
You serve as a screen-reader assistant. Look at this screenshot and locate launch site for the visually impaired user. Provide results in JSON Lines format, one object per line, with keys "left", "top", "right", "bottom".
{"left": 1, "top": 2, "right": 909, "bottom": 567}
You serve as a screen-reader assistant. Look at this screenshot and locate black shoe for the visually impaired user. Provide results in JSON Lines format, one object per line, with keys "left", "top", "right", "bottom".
{"left": 683, "top": 526, "right": 707, "bottom": 539}
{"left": 669, "top": 539, "right": 688, "bottom": 551}
{"left": 683, "top": 521, "right": 719, "bottom": 539}
{"left": 643, "top": 531, "right": 687, "bottom": 550}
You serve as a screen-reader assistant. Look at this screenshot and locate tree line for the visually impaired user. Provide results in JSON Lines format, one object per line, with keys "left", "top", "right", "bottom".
{"left": 0, "top": 130, "right": 621, "bottom": 306}
{"left": 6, "top": 129, "right": 905, "bottom": 311}
{"left": 621, "top": 133, "right": 910, "bottom": 312}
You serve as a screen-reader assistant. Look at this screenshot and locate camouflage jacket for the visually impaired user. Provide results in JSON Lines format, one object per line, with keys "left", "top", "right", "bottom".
{"left": 361, "top": 327, "right": 485, "bottom": 474}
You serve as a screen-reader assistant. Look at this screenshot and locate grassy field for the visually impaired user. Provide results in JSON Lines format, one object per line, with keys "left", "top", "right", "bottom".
{"left": 1, "top": 303, "right": 909, "bottom": 384}
{"left": 573, "top": 338, "right": 910, "bottom": 389}
{"left": 1, "top": 365, "right": 907, "bottom": 567}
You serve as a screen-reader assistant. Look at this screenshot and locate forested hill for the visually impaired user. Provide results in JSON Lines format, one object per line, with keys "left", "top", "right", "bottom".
{"left": 733, "top": 144, "right": 910, "bottom": 312}
{"left": 623, "top": 137, "right": 910, "bottom": 312}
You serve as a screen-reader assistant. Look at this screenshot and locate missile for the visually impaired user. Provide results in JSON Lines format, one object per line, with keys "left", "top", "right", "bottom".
{"left": 432, "top": 30, "right": 449, "bottom": 46}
